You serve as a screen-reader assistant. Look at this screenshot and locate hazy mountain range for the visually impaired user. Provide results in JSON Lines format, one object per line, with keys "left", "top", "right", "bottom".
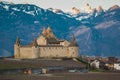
{"left": 0, "top": 1, "right": 120, "bottom": 57}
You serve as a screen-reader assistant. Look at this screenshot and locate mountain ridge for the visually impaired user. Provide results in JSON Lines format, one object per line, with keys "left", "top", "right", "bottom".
{"left": 0, "top": 1, "right": 120, "bottom": 57}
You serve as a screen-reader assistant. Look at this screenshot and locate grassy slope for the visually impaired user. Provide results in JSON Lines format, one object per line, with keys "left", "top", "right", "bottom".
{"left": 0, "top": 60, "right": 41, "bottom": 69}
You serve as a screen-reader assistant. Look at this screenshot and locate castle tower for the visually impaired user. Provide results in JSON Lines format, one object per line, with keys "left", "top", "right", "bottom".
{"left": 47, "top": 27, "right": 51, "bottom": 33}
{"left": 14, "top": 37, "right": 21, "bottom": 58}
{"left": 37, "top": 28, "right": 48, "bottom": 45}
{"left": 15, "top": 37, "right": 20, "bottom": 46}
{"left": 68, "top": 35, "right": 79, "bottom": 58}
{"left": 42, "top": 27, "right": 47, "bottom": 36}
{"left": 46, "top": 27, "right": 58, "bottom": 40}
{"left": 32, "top": 38, "right": 38, "bottom": 47}
{"left": 46, "top": 27, "right": 54, "bottom": 38}
{"left": 32, "top": 38, "right": 39, "bottom": 58}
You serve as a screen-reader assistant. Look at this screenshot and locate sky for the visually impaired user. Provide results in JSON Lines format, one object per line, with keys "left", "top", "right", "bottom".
{"left": 1, "top": 0, "right": 120, "bottom": 11}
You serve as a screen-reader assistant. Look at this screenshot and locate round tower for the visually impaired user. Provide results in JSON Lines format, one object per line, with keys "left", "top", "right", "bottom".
{"left": 68, "top": 35, "right": 79, "bottom": 58}
{"left": 14, "top": 37, "right": 21, "bottom": 58}
{"left": 32, "top": 38, "right": 40, "bottom": 58}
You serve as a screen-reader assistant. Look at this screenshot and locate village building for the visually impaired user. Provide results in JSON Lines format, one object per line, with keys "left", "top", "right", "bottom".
{"left": 14, "top": 27, "right": 79, "bottom": 59}
{"left": 90, "top": 60, "right": 100, "bottom": 69}
{"left": 114, "top": 63, "right": 120, "bottom": 70}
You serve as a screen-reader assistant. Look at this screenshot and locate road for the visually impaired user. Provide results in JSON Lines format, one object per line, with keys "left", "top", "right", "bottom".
{"left": 0, "top": 72, "right": 120, "bottom": 80}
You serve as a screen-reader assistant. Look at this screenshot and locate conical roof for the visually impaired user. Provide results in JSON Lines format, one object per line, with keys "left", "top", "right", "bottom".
{"left": 15, "top": 37, "right": 20, "bottom": 46}
{"left": 47, "top": 27, "right": 52, "bottom": 33}
{"left": 38, "top": 27, "right": 60, "bottom": 44}
{"left": 42, "top": 27, "right": 47, "bottom": 35}
{"left": 28, "top": 38, "right": 38, "bottom": 47}
{"left": 69, "top": 35, "right": 78, "bottom": 47}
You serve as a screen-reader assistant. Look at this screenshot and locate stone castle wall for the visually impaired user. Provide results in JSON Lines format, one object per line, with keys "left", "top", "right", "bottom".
{"left": 19, "top": 47, "right": 34, "bottom": 59}
{"left": 14, "top": 27, "right": 79, "bottom": 59}
{"left": 14, "top": 45, "right": 78, "bottom": 59}
{"left": 39, "top": 47, "right": 69, "bottom": 58}
{"left": 14, "top": 46, "right": 37, "bottom": 59}
{"left": 68, "top": 47, "right": 79, "bottom": 57}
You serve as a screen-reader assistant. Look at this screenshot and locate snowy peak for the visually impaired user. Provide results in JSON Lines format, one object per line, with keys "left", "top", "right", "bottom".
{"left": 71, "top": 7, "right": 80, "bottom": 15}
{"left": 47, "top": 8, "right": 64, "bottom": 14}
{"left": 108, "top": 5, "right": 120, "bottom": 11}
{"left": 0, "top": 1, "right": 45, "bottom": 16}
{"left": 0, "top": 1, "right": 13, "bottom": 5}
{"left": 48, "top": 8, "right": 63, "bottom": 13}
{"left": 12, "top": 4, "right": 43, "bottom": 16}
{"left": 67, "top": 3, "right": 96, "bottom": 15}
{"left": 83, "top": 3, "right": 95, "bottom": 13}
{"left": 97, "top": 6, "right": 103, "bottom": 12}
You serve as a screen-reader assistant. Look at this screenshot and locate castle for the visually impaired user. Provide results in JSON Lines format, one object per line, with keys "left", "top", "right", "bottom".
{"left": 14, "top": 27, "right": 79, "bottom": 59}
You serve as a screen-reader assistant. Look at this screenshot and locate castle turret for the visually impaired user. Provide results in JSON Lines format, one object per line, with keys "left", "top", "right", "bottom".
{"left": 68, "top": 35, "right": 79, "bottom": 58}
{"left": 32, "top": 38, "right": 39, "bottom": 58}
{"left": 46, "top": 27, "right": 58, "bottom": 39}
{"left": 46, "top": 27, "right": 54, "bottom": 38}
{"left": 14, "top": 37, "right": 21, "bottom": 58}
{"left": 47, "top": 27, "right": 52, "bottom": 33}
{"left": 69, "top": 35, "right": 78, "bottom": 47}
{"left": 42, "top": 27, "right": 47, "bottom": 36}
{"left": 15, "top": 37, "right": 20, "bottom": 46}
{"left": 32, "top": 38, "right": 38, "bottom": 47}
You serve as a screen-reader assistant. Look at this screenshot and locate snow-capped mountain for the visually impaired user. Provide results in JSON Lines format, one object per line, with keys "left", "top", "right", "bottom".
{"left": 0, "top": 1, "right": 120, "bottom": 57}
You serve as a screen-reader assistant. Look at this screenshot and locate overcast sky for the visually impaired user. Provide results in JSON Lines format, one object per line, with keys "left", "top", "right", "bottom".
{"left": 2, "top": 0, "right": 120, "bottom": 11}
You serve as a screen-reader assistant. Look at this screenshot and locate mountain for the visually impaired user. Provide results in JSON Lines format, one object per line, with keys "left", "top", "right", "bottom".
{"left": 108, "top": 5, "right": 120, "bottom": 11}
{"left": 0, "top": 1, "right": 120, "bottom": 57}
{"left": 0, "top": 1, "right": 81, "bottom": 57}
{"left": 97, "top": 6, "right": 104, "bottom": 13}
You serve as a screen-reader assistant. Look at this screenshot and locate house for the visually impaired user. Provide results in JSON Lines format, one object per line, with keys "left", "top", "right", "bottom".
{"left": 90, "top": 60, "right": 100, "bottom": 69}
{"left": 114, "top": 63, "right": 120, "bottom": 70}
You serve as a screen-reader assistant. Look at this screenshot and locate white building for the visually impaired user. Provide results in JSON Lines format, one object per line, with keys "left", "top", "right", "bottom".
{"left": 90, "top": 60, "right": 100, "bottom": 69}
{"left": 114, "top": 63, "right": 120, "bottom": 70}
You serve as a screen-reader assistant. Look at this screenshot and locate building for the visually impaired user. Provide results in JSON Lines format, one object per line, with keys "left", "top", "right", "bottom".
{"left": 114, "top": 63, "right": 120, "bottom": 70}
{"left": 90, "top": 60, "right": 100, "bottom": 69}
{"left": 14, "top": 27, "right": 79, "bottom": 59}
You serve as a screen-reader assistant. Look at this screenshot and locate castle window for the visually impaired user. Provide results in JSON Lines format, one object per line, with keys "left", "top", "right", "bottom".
{"left": 73, "top": 52, "right": 74, "bottom": 54}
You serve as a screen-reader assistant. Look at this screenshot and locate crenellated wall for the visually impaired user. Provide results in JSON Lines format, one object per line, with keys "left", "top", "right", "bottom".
{"left": 19, "top": 47, "right": 33, "bottom": 59}
{"left": 14, "top": 45, "right": 79, "bottom": 59}
{"left": 39, "top": 47, "right": 69, "bottom": 58}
